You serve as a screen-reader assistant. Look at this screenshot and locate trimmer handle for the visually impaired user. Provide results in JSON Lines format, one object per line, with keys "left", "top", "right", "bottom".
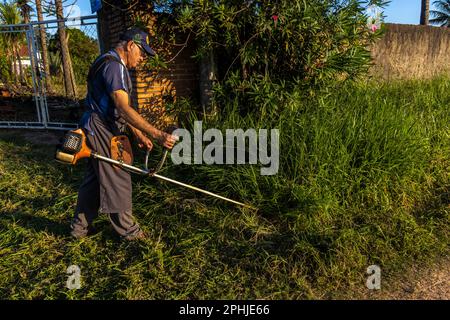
{"left": 166, "top": 124, "right": 179, "bottom": 135}
{"left": 144, "top": 125, "right": 179, "bottom": 173}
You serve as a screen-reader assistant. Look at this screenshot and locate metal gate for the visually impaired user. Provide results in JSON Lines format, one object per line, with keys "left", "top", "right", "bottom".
{"left": 0, "top": 15, "right": 99, "bottom": 130}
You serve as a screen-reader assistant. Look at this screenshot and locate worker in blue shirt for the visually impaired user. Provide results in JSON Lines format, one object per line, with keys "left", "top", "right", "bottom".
{"left": 70, "top": 27, "right": 177, "bottom": 241}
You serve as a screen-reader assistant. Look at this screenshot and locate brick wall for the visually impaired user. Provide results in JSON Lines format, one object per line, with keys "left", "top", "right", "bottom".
{"left": 135, "top": 35, "right": 199, "bottom": 129}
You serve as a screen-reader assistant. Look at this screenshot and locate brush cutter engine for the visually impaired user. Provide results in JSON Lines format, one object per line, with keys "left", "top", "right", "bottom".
{"left": 55, "top": 129, "right": 91, "bottom": 165}
{"left": 61, "top": 131, "right": 83, "bottom": 153}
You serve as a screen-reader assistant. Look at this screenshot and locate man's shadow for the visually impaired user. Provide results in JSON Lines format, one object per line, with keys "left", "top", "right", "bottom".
{"left": 0, "top": 211, "right": 68, "bottom": 237}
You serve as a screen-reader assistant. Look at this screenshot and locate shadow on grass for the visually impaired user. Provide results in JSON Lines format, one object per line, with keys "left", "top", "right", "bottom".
{"left": 0, "top": 209, "right": 130, "bottom": 244}
{"left": 0, "top": 211, "right": 69, "bottom": 237}
{"left": 1, "top": 128, "right": 448, "bottom": 293}
{"left": 0, "top": 130, "right": 78, "bottom": 238}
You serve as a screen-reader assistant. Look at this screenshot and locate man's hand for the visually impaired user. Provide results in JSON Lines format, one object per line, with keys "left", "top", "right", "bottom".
{"left": 111, "top": 90, "right": 178, "bottom": 150}
{"left": 156, "top": 131, "right": 178, "bottom": 150}
{"left": 128, "top": 125, "right": 153, "bottom": 150}
{"left": 137, "top": 133, "right": 154, "bottom": 150}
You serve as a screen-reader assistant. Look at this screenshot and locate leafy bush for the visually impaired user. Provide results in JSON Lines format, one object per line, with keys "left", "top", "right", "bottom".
{"left": 0, "top": 53, "right": 10, "bottom": 83}
{"left": 151, "top": 0, "right": 387, "bottom": 112}
{"left": 48, "top": 28, "right": 99, "bottom": 84}
{"left": 48, "top": 51, "right": 62, "bottom": 76}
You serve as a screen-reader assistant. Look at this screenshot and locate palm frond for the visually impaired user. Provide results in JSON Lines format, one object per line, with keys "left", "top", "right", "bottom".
{"left": 0, "top": 2, "right": 23, "bottom": 25}
{"left": 432, "top": 0, "right": 450, "bottom": 14}
{"left": 430, "top": 0, "right": 450, "bottom": 26}
{"left": 16, "top": 0, "right": 34, "bottom": 22}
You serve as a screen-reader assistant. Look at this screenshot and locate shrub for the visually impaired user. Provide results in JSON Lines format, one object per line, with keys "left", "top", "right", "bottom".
{"left": 151, "top": 0, "right": 387, "bottom": 113}
{"left": 48, "top": 28, "right": 99, "bottom": 84}
{"left": 0, "top": 53, "right": 11, "bottom": 83}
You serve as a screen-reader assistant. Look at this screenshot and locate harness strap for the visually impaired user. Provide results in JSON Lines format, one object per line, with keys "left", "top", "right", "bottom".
{"left": 86, "top": 52, "right": 132, "bottom": 135}
{"left": 87, "top": 53, "right": 132, "bottom": 95}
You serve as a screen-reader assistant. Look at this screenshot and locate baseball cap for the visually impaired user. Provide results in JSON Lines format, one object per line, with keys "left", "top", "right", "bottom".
{"left": 119, "top": 27, "right": 156, "bottom": 57}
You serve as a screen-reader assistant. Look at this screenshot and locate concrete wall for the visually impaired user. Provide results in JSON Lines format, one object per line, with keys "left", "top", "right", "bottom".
{"left": 371, "top": 23, "right": 450, "bottom": 80}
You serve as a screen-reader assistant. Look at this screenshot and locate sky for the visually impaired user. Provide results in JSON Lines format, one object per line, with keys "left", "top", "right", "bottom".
{"left": 33, "top": 0, "right": 439, "bottom": 26}
{"left": 383, "top": 0, "right": 439, "bottom": 25}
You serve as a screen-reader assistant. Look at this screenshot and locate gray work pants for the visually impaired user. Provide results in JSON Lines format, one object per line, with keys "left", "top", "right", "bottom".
{"left": 70, "top": 112, "right": 141, "bottom": 238}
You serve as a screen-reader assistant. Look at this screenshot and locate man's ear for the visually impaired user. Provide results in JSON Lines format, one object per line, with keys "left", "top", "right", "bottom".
{"left": 125, "top": 40, "right": 133, "bottom": 52}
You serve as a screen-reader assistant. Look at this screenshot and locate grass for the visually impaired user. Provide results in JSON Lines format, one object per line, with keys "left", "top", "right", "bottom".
{"left": 0, "top": 77, "right": 448, "bottom": 299}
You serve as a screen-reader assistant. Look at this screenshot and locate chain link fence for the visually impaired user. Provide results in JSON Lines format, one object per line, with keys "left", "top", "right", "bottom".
{"left": 0, "top": 15, "right": 99, "bottom": 130}
{"left": 0, "top": 25, "right": 41, "bottom": 126}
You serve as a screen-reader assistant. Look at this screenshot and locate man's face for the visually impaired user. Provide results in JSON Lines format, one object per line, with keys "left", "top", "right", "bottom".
{"left": 126, "top": 41, "right": 146, "bottom": 68}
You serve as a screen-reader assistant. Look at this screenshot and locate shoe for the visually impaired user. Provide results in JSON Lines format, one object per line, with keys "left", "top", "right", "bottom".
{"left": 70, "top": 226, "right": 97, "bottom": 239}
{"left": 70, "top": 230, "right": 84, "bottom": 239}
{"left": 123, "top": 230, "right": 147, "bottom": 241}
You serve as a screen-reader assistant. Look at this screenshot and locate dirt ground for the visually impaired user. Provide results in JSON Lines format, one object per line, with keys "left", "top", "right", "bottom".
{"left": 355, "top": 257, "right": 449, "bottom": 300}
{"left": 20, "top": 130, "right": 65, "bottom": 146}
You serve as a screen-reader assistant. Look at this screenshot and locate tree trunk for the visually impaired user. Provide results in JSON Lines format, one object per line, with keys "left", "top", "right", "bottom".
{"left": 66, "top": 33, "right": 77, "bottom": 94}
{"left": 55, "top": 0, "right": 77, "bottom": 98}
{"left": 420, "top": 0, "right": 430, "bottom": 25}
{"left": 17, "top": 49, "right": 24, "bottom": 83}
{"left": 12, "top": 50, "right": 17, "bottom": 82}
{"left": 35, "top": 0, "right": 53, "bottom": 92}
{"left": 23, "top": 12, "right": 29, "bottom": 24}
{"left": 199, "top": 50, "right": 218, "bottom": 116}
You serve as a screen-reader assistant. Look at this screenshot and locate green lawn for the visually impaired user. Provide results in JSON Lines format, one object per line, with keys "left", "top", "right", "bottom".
{"left": 0, "top": 77, "right": 448, "bottom": 299}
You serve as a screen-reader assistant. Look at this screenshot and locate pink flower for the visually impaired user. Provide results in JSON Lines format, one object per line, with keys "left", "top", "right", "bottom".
{"left": 371, "top": 24, "right": 378, "bottom": 32}
{"left": 272, "top": 15, "right": 279, "bottom": 29}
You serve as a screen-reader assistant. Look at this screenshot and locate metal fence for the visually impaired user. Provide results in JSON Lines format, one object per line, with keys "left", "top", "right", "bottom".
{"left": 0, "top": 15, "right": 99, "bottom": 130}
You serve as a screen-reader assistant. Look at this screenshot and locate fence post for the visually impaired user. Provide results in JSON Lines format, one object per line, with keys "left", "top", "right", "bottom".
{"left": 29, "top": 24, "right": 48, "bottom": 128}
{"left": 26, "top": 26, "right": 42, "bottom": 124}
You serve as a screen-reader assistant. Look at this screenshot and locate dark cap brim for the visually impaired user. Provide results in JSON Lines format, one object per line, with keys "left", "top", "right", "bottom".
{"left": 142, "top": 43, "right": 156, "bottom": 57}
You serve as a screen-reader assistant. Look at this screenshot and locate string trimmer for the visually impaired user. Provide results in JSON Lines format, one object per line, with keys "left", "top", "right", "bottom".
{"left": 55, "top": 128, "right": 256, "bottom": 210}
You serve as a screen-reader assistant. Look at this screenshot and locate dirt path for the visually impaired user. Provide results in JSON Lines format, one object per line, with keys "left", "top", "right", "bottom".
{"left": 352, "top": 257, "right": 450, "bottom": 300}
{"left": 20, "top": 130, "right": 64, "bottom": 146}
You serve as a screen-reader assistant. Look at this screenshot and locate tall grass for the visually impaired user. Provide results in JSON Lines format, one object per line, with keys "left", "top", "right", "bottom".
{"left": 0, "top": 77, "right": 448, "bottom": 299}
{"left": 174, "top": 77, "right": 449, "bottom": 290}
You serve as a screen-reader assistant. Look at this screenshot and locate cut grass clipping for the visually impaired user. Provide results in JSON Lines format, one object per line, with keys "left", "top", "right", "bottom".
{"left": 0, "top": 77, "right": 448, "bottom": 299}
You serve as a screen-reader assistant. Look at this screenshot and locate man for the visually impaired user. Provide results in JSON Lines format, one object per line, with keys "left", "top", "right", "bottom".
{"left": 70, "top": 27, "right": 177, "bottom": 241}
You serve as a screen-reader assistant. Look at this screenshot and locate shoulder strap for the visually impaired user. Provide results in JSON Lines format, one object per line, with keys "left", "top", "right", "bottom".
{"left": 87, "top": 53, "right": 132, "bottom": 93}
{"left": 86, "top": 53, "right": 131, "bottom": 136}
{"left": 88, "top": 54, "right": 115, "bottom": 84}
